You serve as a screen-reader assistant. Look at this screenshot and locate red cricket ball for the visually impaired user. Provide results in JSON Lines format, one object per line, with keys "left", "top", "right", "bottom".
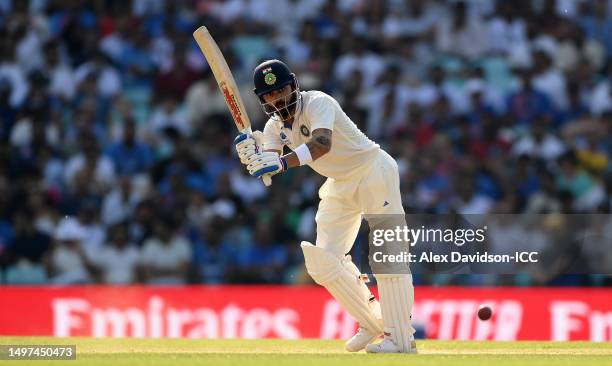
{"left": 478, "top": 305, "right": 492, "bottom": 321}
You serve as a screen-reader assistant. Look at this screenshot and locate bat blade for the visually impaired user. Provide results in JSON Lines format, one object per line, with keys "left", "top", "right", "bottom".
{"left": 193, "top": 26, "right": 250, "bottom": 132}
{"left": 193, "top": 26, "right": 271, "bottom": 186}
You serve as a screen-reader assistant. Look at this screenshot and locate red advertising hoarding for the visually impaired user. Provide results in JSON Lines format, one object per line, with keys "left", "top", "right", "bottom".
{"left": 0, "top": 286, "right": 610, "bottom": 341}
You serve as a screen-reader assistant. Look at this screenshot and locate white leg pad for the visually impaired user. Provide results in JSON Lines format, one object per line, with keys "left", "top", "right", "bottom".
{"left": 375, "top": 274, "right": 416, "bottom": 353}
{"left": 301, "top": 241, "right": 383, "bottom": 333}
{"left": 343, "top": 258, "right": 382, "bottom": 320}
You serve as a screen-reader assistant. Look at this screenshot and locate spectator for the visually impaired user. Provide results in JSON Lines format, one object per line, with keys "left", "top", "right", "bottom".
{"left": 44, "top": 217, "right": 91, "bottom": 284}
{"left": 153, "top": 47, "right": 202, "bottom": 102}
{"left": 413, "top": 153, "right": 451, "bottom": 213}
{"left": 229, "top": 168, "right": 267, "bottom": 205}
{"left": 450, "top": 174, "right": 494, "bottom": 214}
{"left": 435, "top": 1, "right": 488, "bottom": 60}
{"left": 6, "top": 209, "right": 51, "bottom": 265}
{"left": 118, "top": 27, "right": 156, "bottom": 87}
{"left": 84, "top": 223, "right": 141, "bottom": 284}
{"left": 77, "top": 201, "right": 107, "bottom": 256}
{"left": 400, "top": 1, "right": 440, "bottom": 38}
{"left": 562, "top": 117, "right": 610, "bottom": 173}
{"left": 0, "top": 78, "right": 17, "bottom": 140}
{"left": 554, "top": 24, "right": 605, "bottom": 73}
{"left": 577, "top": 0, "right": 612, "bottom": 57}
{"left": 64, "top": 136, "right": 116, "bottom": 194}
{"left": 532, "top": 50, "right": 568, "bottom": 110}
{"left": 557, "top": 82, "right": 589, "bottom": 125}
{"left": 556, "top": 151, "right": 605, "bottom": 211}
{"left": 43, "top": 40, "right": 77, "bottom": 102}
{"left": 366, "top": 64, "right": 411, "bottom": 138}
{"left": 102, "top": 175, "right": 144, "bottom": 226}
{"left": 192, "top": 219, "right": 232, "bottom": 284}
{"left": 333, "top": 36, "right": 385, "bottom": 90}
{"left": 229, "top": 221, "right": 288, "bottom": 283}
{"left": 506, "top": 68, "right": 554, "bottom": 125}
{"left": 588, "top": 63, "right": 612, "bottom": 117}
{"left": 99, "top": 15, "right": 132, "bottom": 64}
{"left": 526, "top": 170, "right": 562, "bottom": 213}
{"left": 0, "top": 39, "right": 29, "bottom": 108}
{"left": 150, "top": 96, "right": 190, "bottom": 137}
{"left": 487, "top": 2, "right": 528, "bottom": 56}
{"left": 140, "top": 218, "right": 190, "bottom": 284}
{"left": 74, "top": 51, "right": 122, "bottom": 99}
{"left": 513, "top": 155, "right": 541, "bottom": 205}
{"left": 512, "top": 117, "right": 566, "bottom": 160}
{"left": 105, "top": 118, "right": 154, "bottom": 176}
{"left": 184, "top": 73, "right": 228, "bottom": 125}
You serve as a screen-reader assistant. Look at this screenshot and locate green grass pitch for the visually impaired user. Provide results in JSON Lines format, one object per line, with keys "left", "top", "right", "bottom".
{"left": 1, "top": 337, "right": 612, "bottom": 366}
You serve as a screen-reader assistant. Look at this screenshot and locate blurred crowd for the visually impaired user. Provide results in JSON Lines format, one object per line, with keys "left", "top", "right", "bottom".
{"left": 0, "top": 0, "right": 611, "bottom": 286}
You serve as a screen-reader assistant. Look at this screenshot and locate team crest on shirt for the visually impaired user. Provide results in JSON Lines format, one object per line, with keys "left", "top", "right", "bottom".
{"left": 300, "top": 125, "right": 310, "bottom": 137}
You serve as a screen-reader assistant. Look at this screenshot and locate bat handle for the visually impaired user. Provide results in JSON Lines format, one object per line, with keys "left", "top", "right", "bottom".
{"left": 262, "top": 174, "right": 272, "bottom": 186}
{"left": 243, "top": 128, "right": 272, "bottom": 186}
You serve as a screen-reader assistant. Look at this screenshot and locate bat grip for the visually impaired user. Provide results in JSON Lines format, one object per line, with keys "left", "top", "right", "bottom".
{"left": 243, "top": 128, "right": 272, "bottom": 186}
{"left": 262, "top": 174, "right": 272, "bottom": 186}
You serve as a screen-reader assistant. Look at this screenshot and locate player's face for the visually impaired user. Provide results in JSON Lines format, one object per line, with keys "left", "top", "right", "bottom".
{"left": 261, "top": 84, "right": 298, "bottom": 121}
{"left": 262, "top": 85, "right": 292, "bottom": 106}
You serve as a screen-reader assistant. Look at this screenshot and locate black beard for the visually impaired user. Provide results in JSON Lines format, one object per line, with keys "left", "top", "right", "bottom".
{"left": 279, "top": 108, "right": 291, "bottom": 120}
{"left": 278, "top": 92, "right": 297, "bottom": 120}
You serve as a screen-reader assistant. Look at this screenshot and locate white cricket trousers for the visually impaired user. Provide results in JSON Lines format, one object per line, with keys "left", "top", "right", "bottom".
{"left": 315, "top": 148, "right": 404, "bottom": 258}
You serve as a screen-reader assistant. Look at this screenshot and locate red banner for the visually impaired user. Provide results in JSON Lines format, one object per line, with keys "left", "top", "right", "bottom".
{"left": 0, "top": 286, "right": 610, "bottom": 341}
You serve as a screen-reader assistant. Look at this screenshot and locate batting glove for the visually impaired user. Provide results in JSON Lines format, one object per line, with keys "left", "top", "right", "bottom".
{"left": 247, "top": 151, "right": 287, "bottom": 178}
{"left": 234, "top": 130, "right": 264, "bottom": 165}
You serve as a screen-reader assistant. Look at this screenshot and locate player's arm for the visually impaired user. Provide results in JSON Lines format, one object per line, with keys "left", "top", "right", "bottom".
{"left": 247, "top": 128, "right": 331, "bottom": 177}
{"left": 248, "top": 93, "right": 335, "bottom": 178}
{"left": 281, "top": 93, "right": 335, "bottom": 169}
{"left": 235, "top": 119, "right": 283, "bottom": 163}
{"left": 281, "top": 128, "right": 332, "bottom": 169}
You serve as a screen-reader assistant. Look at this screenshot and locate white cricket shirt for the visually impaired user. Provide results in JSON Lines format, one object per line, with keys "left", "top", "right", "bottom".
{"left": 263, "top": 90, "right": 379, "bottom": 180}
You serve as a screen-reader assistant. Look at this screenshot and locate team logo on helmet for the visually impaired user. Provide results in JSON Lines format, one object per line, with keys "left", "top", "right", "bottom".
{"left": 300, "top": 125, "right": 310, "bottom": 137}
{"left": 264, "top": 72, "right": 277, "bottom": 85}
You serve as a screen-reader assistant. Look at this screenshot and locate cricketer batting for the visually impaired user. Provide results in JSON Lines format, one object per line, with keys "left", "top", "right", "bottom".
{"left": 234, "top": 60, "right": 416, "bottom": 354}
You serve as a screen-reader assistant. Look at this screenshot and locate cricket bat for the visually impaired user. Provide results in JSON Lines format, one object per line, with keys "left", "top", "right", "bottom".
{"left": 192, "top": 26, "right": 272, "bottom": 186}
